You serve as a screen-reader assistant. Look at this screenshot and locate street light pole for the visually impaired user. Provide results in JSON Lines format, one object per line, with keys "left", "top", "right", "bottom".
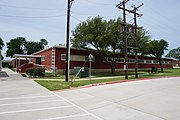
{"left": 89, "top": 54, "right": 93, "bottom": 80}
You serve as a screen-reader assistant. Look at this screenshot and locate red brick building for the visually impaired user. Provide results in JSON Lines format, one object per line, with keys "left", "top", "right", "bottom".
{"left": 30, "top": 45, "right": 173, "bottom": 74}
{"left": 173, "top": 59, "right": 180, "bottom": 68}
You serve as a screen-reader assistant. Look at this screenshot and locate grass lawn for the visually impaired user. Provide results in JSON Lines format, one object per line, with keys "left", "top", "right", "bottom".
{"left": 35, "top": 68, "right": 180, "bottom": 91}
{"left": 35, "top": 77, "right": 129, "bottom": 91}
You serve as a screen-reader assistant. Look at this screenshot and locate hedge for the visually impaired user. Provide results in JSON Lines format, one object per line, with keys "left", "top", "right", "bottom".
{"left": 26, "top": 68, "right": 45, "bottom": 78}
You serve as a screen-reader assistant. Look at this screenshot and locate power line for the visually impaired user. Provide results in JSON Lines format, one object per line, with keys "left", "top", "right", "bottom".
{"left": 71, "top": 11, "right": 97, "bottom": 16}
{"left": 78, "top": 0, "right": 115, "bottom": 6}
{"left": 70, "top": 15, "right": 82, "bottom": 22}
{"left": 0, "top": 14, "right": 66, "bottom": 19}
{"left": 0, "top": 4, "right": 66, "bottom": 11}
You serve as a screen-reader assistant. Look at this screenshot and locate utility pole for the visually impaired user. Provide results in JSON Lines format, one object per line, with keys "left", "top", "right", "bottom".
{"left": 66, "top": 0, "right": 74, "bottom": 82}
{"left": 116, "top": 0, "right": 129, "bottom": 79}
{"left": 133, "top": 3, "right": 143, "bottom": 78}
{"left": 116, "top": 0, "right": 143, "bottom": 79}
{"left": 122, "top": 0, "right": 128, "bottom": 79}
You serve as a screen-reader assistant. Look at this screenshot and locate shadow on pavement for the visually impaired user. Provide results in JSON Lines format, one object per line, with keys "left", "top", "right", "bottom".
{"left": 0, "top": 71, "right": 9, "bottom": 77}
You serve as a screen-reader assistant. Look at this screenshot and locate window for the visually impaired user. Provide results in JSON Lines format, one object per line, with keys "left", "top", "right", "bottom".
{"left": 108, "top": 57, "right": 112, "bottom": 62}
{"left": 61, "top": 54, "right": 95, "bottom": 62}
{"left": 41, "top": 57, "right": 45, "bottom": 61}
{"left": 120, "top": 58, "right": 125, "bottom": 62}
{"left": 153, "top": 60, "right": 158, "bottom": 64}
{"left": 138, "top": 60, "right": 144, "bottom": 63}
{"left": 146, "top": 60, "right": 152, "bottom": 64}
{"left": 103, "top": 57, "right": 108, "bottom": 62}
{"left": 128, "top": 59, "right": 135, "bottom": 63}
{"left": 61, "top": 54, "right": 66, "bottom": 61}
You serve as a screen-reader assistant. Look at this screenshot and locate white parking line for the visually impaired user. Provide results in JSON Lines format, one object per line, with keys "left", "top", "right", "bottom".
{"left": 0, "top": 99, "right": 63, "bottom": 106}
{"left": 0, "top": 105, "right": 74, "bottom": 115}
{"left": 0, "top": 95, "right": 55, "bottom": 101}
{"left": 49, "top": 91, "right": 104, "bottom": 120}
{"left": 40, "top": 113, "right": 91, "bottom": 120}
{"left": 34, "top": 81, "right": 104, "bottom": 120}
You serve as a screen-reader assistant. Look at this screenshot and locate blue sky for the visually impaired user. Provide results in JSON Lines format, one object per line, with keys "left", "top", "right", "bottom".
{"left": 0, "top": 0, "right": 180, "bottom": 59}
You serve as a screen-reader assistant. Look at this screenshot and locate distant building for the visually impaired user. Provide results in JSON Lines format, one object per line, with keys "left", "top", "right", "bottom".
{"left": 13, "top": 45, "right": 174, "bottom": 73}
{"left": 2, "top": 60, "right": 12, "bottom": 68}
{"left": 173, "top": 59, "right": 180, "bottom": 68}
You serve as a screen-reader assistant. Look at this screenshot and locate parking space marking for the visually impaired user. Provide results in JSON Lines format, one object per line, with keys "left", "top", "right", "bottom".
{"left": 0, "top": 99, "right": 63, "bottom": 107}
{"left": 0, "top": 105, "right": 74, "bottom": 115}
{"left": 40, "top": 113, "right": 91, "bottom": 120}
{"left": 0, "top": 95, "right": 55, "bottom": 101}
{"left": 49, "top": 91, "right": 103, "bottom": 120}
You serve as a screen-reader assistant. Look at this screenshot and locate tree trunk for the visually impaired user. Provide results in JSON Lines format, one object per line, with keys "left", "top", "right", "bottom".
{"left": 158, "top": 59, "right": 164, "bottom": 73}
{"left": 111, "top": 61, "right": 116, "bottom": 74}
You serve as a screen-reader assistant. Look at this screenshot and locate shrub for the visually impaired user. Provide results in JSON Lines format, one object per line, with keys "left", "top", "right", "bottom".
{"left": 26, "top": 68, "right": 45, "bottom": 78}
{"left": 8, "top": 65, "right": 13, "bottom": 69}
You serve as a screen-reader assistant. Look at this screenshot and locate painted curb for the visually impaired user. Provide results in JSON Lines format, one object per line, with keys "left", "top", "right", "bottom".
{"left": 54, "top": 76, "right": 180, "bottom": 92}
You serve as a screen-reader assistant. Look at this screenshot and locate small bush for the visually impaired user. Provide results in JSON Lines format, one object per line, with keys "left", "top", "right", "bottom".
{"left": 26, "top": 68, "right": 45, "bottom": 78}
{"left": 21, "top": 73, "right": 27, "bottom": 77}
{"left": 8, "top": 65, "right": 13, "bottom": 69}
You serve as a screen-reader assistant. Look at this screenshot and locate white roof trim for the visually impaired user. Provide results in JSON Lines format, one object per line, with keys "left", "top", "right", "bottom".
{"left": 13, "top": 54, "right": 43, "bottom": 58}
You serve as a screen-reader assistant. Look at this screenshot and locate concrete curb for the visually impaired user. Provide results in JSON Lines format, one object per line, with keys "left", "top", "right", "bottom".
{"left": 80, "top": 76, "right": 180, "bottom": 88}
{"left": 54, "top": 76, "right": 180, "bottom": 92}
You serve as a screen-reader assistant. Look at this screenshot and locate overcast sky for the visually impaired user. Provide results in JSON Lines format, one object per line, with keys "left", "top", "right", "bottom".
{"left": 0, "top": 0, "right": 180, "bottom": 59}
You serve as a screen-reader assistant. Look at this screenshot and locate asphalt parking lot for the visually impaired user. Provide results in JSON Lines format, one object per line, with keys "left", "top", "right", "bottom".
{"left": 1, "top": 68, "right": 180, "bottom": 120}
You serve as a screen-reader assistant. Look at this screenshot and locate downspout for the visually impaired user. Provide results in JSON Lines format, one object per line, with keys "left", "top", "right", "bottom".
{"left": 18, "top": 57, "right": 20, "bottom": 73}
{"left": 15, "top": 57, "right": 17, "bottom": 72}
{"left": 52, "top": 47, "right": 56, "bottom": 73}
{"left": 54, "top": 47, "right": 56, "bottom": 72}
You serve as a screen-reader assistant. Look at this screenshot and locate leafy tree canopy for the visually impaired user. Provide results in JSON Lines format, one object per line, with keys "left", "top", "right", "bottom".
{"left": 166, "top": 47, "right": 180, "bottom": 59}
{"left": 0, "top": 37, "right": 4, "bottom": 50}
{"left": 71, "top": 16, "right": 151, "bottom": 74}
{"left": 25, "top": 39, "right": 48, "bottom": 55}
{"left": 6, "top": 37, "right": 26, "bottom": 58}
{"left": 136, "top": 29, "right": 151, "bottom": 55}
{"left": 72, "top": 16, "right": 109, "bottom": 51}
{"left": 0, "top": 37, "right": 5, "bottom": 60}
{"left": 6, "top": 37, "right": 48, "bottom": 58}
{"left": 146, "top": 39, "right": 168, "bottom": 58}
{"left": 71, "top": 16, "right": 124, "bottom": 74}
{"left": 145, "top": 39, "right": 168, "bottom": 72}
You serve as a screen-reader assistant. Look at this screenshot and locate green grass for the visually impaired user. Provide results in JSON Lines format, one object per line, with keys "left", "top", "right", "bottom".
{"left": 139, "top": 68, "right": 180, "bottom": 78}
{"left": 35, "top": 68, "right": 180, "bottom": 91}
{"left": 35, "top": 77, "right": 128, "bottom": 91}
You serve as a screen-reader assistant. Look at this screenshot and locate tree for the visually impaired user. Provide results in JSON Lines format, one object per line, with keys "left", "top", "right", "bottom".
{"left": 106, "top": 18, "right": 124, "bottom": 73}
{"left": 0, "top": 37, "right": 4, "bottom": 60}
{"left": 6, "top": 37, "right": 26, "bottom": 58}
{"left": 6, "top": 37, "right": 48, "bottom": 57}
{"left": 25, "top": 39, "right": 48, "bottom": 55}
{"left": 166, "top": 47, "right": 180, "bottom": 59}
{"left": 0, "top": 37, "right": 4, "bottom": 50}
{"left": 71, "top": 16, "right": 123, "bottom": 74}
{"left": 40, "top": 39, "right": 48, "bottom": 46}
{"left": 136, "top": 29, "right": 151, "bottom": 55}
{"left": 145, "top": 39, "right": 168, "bottom": 72}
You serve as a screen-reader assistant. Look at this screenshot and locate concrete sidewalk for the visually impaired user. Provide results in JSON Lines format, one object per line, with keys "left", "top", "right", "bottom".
{"left": 58, "top": 77, "right": 180, "bottom": 120}
{"left": 1, "top": 68, "right": 180, "bottom": 120}
{"left": 0, "top": 68, "right": 29, "bottom": 81}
